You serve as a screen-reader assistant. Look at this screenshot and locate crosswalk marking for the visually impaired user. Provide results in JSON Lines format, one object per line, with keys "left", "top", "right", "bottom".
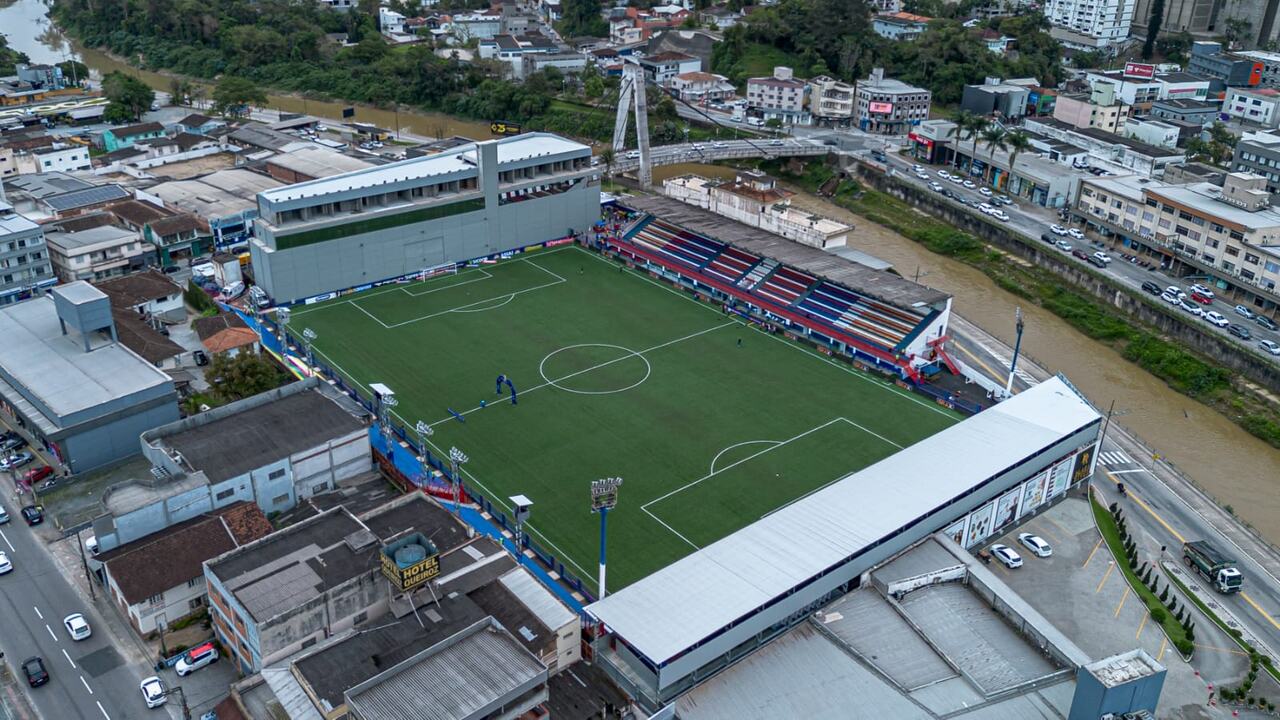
{"left": 1099, "top": 450, "right": 1133, "bottom": 466}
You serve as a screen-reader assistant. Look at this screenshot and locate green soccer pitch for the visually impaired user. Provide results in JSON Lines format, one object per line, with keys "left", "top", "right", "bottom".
{"left": 291, "top": 244, "right": 961, "bottom": 590}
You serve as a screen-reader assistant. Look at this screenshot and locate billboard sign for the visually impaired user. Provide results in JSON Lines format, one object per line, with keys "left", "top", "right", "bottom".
{"left": 868, "top": 101, "right": 894, "bottom": 114}
{"left": 1251, "top": 62, "right": 1265, "bottom": 86}
{"left": 380, "top": 534, "right": 441, "bottom": 593}
{"left": 490, "top": 121, "right": 522, "bottom": 136}
{"left": 1123, "top": 62, "right": 1156, "bottom": 79}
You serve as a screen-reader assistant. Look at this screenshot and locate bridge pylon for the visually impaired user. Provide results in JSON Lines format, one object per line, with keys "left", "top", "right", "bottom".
{"left": 612, "top": 63, "right": 652, "bottom": 188}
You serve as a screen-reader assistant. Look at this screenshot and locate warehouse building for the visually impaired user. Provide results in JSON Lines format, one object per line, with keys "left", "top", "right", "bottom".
{"left": 586, "top": 376, "right": 1101, "bottom": 711}
{"left": 250, "top": 133, "right": 598, "bottom": 304}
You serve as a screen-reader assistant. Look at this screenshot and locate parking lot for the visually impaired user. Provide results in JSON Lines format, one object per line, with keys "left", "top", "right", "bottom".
{"left": 987, "top": 494, "right": 1250, "bottom": 718}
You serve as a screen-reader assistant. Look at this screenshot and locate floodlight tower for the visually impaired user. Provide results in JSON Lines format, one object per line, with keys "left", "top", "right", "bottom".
{"left": 414, "top": 420, "right": 433, "bottom": 487}
{"left": 276, "top": 306, "right": 291, "bottom": 357}
{"left": 590, "top": 477, "right": 623, "bottom": 600}
{"left": 449, "top": 446, "right": 468, "bottom": 515}
{"left": 301, "top": 327, "right": 317, "bottom": 370}
{"left": 370, "top": 383, "right": 397, "bottom": 453}
{"left": 509, "top": 494, "right": 533, "bottom": 561}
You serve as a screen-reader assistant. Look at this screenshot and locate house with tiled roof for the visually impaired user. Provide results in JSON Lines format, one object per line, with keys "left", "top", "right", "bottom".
{"left": 194, "top": 312, "right": 260, "bottom": 357}
{"left": 98, "top": 501, "right": 273, "bottom": 635}
{"left": 102, "top": 122, "right": 166, "bottom": 152}
{"left": 95, "top": 268, "right": 186, "bottom": 323}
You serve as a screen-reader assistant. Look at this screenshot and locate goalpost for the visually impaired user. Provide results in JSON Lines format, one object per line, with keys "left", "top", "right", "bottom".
{"left": 416, "top": 263, "right": 459, "bottom": 282}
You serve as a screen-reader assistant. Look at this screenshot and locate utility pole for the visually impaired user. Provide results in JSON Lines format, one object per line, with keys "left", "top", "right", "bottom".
{"left": 1005, "top": 306, "right": 1025, "bottom": 395}
{"left": 1098, "top": 399, "right": 1131, "bottom": 451}
{"left": 76, "top": 532, "right": 95, "bottom": 601}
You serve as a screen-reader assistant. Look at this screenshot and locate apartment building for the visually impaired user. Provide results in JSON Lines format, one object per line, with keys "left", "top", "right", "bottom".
{"left": 856, "top": 68, "right": 931, "bottom": 134}
{"left": 1084, "top": 69, "right": 1211, "bottom": 108}
{"left": 1052, "top": 85, "right": 1130, "bottom": 133}
{"left": 1188, "top": 42, "right": 1264, "bottom": 89}
{"left": 1237, "top": 50, "right": 1280, "bottom": 88}
{"left": 1224, "top": 88, "right": 1280, "bottom": 129}
{"left": 1077, "top": 172, "right": 1280, "bottom": 313}
{"left": 746, "top": 66, "right": 810, "bottom": 125}
{"left": 1043, "top": 0, "right": 1134, "bottom": 48}
{"left": 808, "top": 75, "right": 856, "bottom": 122}
{"left": 45, "top": 224, "right": 147, "bottom": 283}
{"left": 0, "top": 201, "right": 55, "bottom": 305}
{"left": 1231, "top": 130, "right": 1280, "bottom": 200}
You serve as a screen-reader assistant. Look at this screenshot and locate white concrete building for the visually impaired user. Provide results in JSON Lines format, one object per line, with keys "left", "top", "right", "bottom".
{"left": 1224, "top": 87, "right": 1280, "bottom": 129}
{"left": 1044, "top": 0, "right": 1134, "bottom": 48}
{"left": 1084, "top": 69, "right": 1211, "bottom": 108}
{"left": 45, "top": 224, "right": 148, "bottom": 283}
{"left": 808, "top": 75, "right": 856, "bottom": 122}
{"left": 747, "top": 66, "right": 810, "bottom": 125}
{"left": 664, "top": 172, "right": 850, "bottom": 249}
{"left": 1122, "top": 117, "right": 1180, "bottom": 149}
{"left": 24, "top": 145, "right": 92, "bottom": 175}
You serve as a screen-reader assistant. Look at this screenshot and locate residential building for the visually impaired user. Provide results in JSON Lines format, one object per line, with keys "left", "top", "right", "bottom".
{"left": 1043, "top": 0, "right": 1134, "bottom": 48}
{"left": 1224, "top": 87, "right": 1280, "bottom": 128}
{"left": 1084, "top": 69, "right": 1211, "bottom": 108}
{"left": 0, "top": 201, "right": 55, "bottom": 304}
{"left": 667, "top": 72, "right": 736, "bottom": 104}
{"left": 961, "top": 78, "right": 1030, "bottom": 119}
{"left": 664, "top": 172, "right": 851, "bottom": 249}
{"left": 193, "top": 313, "right": 260, "bottom": 358}
{"left": 98, "top": 502, "right": 272, "bottom": 635}
{"left": 449, "top": 10, "right": 503, "bottom": 43}
{"left": 1077, "top": 172, "right": 1280, "bottom": 313}
{"left": 344, "top": 619, "right": 550, "bottom": 720}
{"left": 747, "top": 66, "right": 809, "bottom": 125}
{"left": 204, "top": 494, "right": 479, "bottom": 673}
{"left": 1231, "top": 130, "right": 1280, "bottom": 200}
{"left": 1188, "top": 41, "right": 1264, "bottom": 90}
{"left": 5, "top": 176, "right": 132, "bottom": 221}
{"left": 872, "top": 12, "right": 932, "bottom": 41}
{"left": 976, "top": 28, "right": 1015, "bottom": 54}
{"left": 855, "top": 68, "right": 930, "bottom": 134}
{"left": 94, "top": 269, "right": 186, "bottom": 323}
{"left": 1052, "top": 85, "right": 1130, "bottom": 133}
{"left": 252, "top": 133, "right": 598, "bottom": 305}
{"left": 1024, "top": 117, "right": 1186, "bottom": 176}
{"left": 1237, "top": 50, "right": 1280, "bottom": 88}
{"left": 609, "top": 6, "right": 690, "bottom": 43}
{"left": 19, "top": 145, "right": 92, "bottom": 175}
{"left": 808, "top": 75, "right": 856, "bottom": 122}
{"left": 174, "top": 113, "right": 225, "bottom": 136}
{"left": 638, "top": 52, "right": 701, "bottom": 86}
{"left": 1150, "top": 98, "right": 1220, "bottom": 125}
{"left": 102, "top": 122, "right": 166, "bottom": 152}
{"left": 0, "top": 283, "right": 178, "bottom": 472}
{"left": 0, "top": 133, "right": 55, "bottom": 178}
{"left": 1122, "top": 117, "right": 1181, "bottom": 149}
{"left": 107, "top": 199, "right": 210, "bottom": 267}
{"left": 141, "top": 169, "right": 282, "bottom": 248}
{"left": 44, "top": 223, "right": 147, "bottom": 283}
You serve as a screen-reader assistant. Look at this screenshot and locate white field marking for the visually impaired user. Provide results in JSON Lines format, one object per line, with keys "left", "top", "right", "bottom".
{"left": 0, "top": 529, "right": 12, "bottom": 552}
{"left": 97, "top": 700, "right": 110, "bottom": 719}
{"left": 449, "top": 293, "right": 515, "bottom": 313}
{"left": 401, "top": 268, "right": 493, "bottom": 297}
{"left": 537, "top": 344, "right": 652, "bottom": 396}
{"left": 406, "top": 419, "right": 596, "bottom": 581}
{"left": 426, "top": 321, "right": 733, "bottom": 428}
{"left": 709, "top": 440, "right": 781, "bottom": 475}
{"left": 641, "top": 506, "right": 700, "bottom": 550}
{"left": 381, "top": 276, "right": 565, "bottom": 329}
{"left": 63, "top": 649, "right": 76, "bottom": 668}
{"left": 80, "top": 676, "right": 92, "bottom": 694}
{"left": 350, "top": 300, "right": 391, "bottom": 329}
{"left": 33, "top": 605, "right": 42, "bottom": 620}
{"left": 574, "top": 246, "right": 957, "bottom": 420}
{"left": 45, "top": 624, "right": 56, "bottom": 641}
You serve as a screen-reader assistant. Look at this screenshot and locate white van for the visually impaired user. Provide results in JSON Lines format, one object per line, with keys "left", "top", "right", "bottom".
{"left": 175, "top": 642, "right": 218, "bottom": 676}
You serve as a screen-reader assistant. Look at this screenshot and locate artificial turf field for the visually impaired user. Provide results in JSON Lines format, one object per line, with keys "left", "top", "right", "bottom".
{"left": 293, "top": 244, "right": 962, "bottom": 590}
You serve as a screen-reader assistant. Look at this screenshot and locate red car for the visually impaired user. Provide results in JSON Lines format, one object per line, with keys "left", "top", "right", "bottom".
{"left": 22, "top": 466, "right": 52, "bottom": 485}
{"left": 1191, "top": 292, "right": 1213, "bottom": 305}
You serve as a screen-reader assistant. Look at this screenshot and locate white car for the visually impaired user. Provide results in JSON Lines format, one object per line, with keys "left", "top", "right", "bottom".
{"left": 1067, "top": 228, "right": 1085, "bottom": 239}
{"left": 1204, "top": 310, "right": 1229, "bottom": 327}
{"left": 912, "top": 164, "right": 924, "bottom": 173}
{"left": 978, "top": 187, "right": 993, "bottom": 197}
{"left": 1018, "top": 533, "right": 1053, "bottom": 558}
{"left": 770, "top": 139, "right": 784, "bottom": 146}
{"left": 1260, "top": 339, "right": 1280, "bottom": 356}
{"left": 220, "top": 281, "right": 246, "bottom": 300}
{"left": 949, "top": 175, "right": 964, "bottom": 184}
{"left": 1092, "top": 251, "right": 1111, "bottom": 264}
{"left": 1161, "top": 291, "right": 1181, "bottom": 305}
{"left": 1165, "top": 286, "right": 1186, "bottom": 299}
{"left": 978, "top": 202, "right": 996, "bottom": 214}
{"left": 989, "top": 543, "right": 1023, "bottom": 568}
{"left": 1179, "top": 299, "right": 1205, "bottom": 317}
{"left": 962, "top": 180, "right": 977, "bottom": 189}
{"left": 929, "top": 182, "right": 944, "bottom": 192}
{"left": 140, "top": 676, "right": 167, "bottom": 708}
{"left": 1190, "top": 283, "right": 1214, "bottom": 299}
{"left": 937, "top": 170, "right": 951, "bottom": 180}
{"left": 0, "top": 551, "right": 11, "bottom": 574}
{"left": 1050, "top": 224, "right": 1069, "bottom": 236}
{"left": 991, "top": 210, "right": 1010, "bottom": 222}
{"left": 1054, "top": 240, "right": 1073, "bottom": 251}
{"left": 63, "top": 613, "right": 90, "bottom": 641}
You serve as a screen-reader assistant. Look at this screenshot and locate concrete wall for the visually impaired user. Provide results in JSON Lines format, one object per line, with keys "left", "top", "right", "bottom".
{"left": 60, "top": 395, "right": 180, "bottom": 474}
{"left": 849, "top": 163, "right": 1280, "bottom": 396}
{"left": 258, "top": 571, "right": 388, "bottom": 670}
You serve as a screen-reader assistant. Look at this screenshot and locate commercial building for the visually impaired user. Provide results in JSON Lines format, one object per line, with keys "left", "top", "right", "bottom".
{"left": 807, "top": 75, "right": 856, "bottom": 122}
{"left": 1084, "top": 68, "right": 1211, "bottom": 108}
{"left": 1122, "top": 117, "right": 1181, "bottom": 149}
{"left": 856, "top": 68, "right": 931, "bottom": 134}
{"left": 143, "top": 169, "right": 283, "bottom": 248}
{"left": 663, "top": 172, "right": 850, "bottom": 249}
{"left": 1052, "top": 87, "right": 1130, "bottom": 133}
{"left": 44, "top": 223, "right": 147, "bottom": 283}
{"left": 0, "top": 201, "right": 55, "bottom": 304}
{"left": 98, "top": 502, "right": 272, "bottom": 635}
{"left": 1232, "top": 129, "right": 1280, "bottom": 199}
{"left": 587, "top": 376, "right": 1101, "bottom": 711}
{"left": 871, "top": 12, "right": 932, "bottom": 41}
{"left": 746, "top": 66, "right": 810, "bottom": 126}
{"left": 1023, "top": 117, "right": 1186, "bottom": 177}
{"left": 1224, "top": 87, "right": 1280, "bottom": 128}
{"left": 961, "top": 78, "right": 1030, "bottom": 119}
{"left": 1237, "top": 50, "right": 1280, "bottom": 88}
{"left": 1043, "top": 0, "right": 1133, "bottom": 48}
{"left": 1076, "top": 172, "right": 1280, "bottom": 314}
{"left": 667, "top": 72, "right": 736, "bottom": 104}
{"left": 261, "top": 146, "right": 375, "bottom": 184}
{"left": 0, "top": 283, "right": 179, "bottom": 473}
{"left": 251, "top": 133, "right": 598, "bottom": 305}
{"left": 106, "top": 199, "right": 210, "bottom": 267}
{"left": 1149, "top": 97, "right": 1220, "bottom": 125}
{"left": 1188, "top": 41, "right": 1264, "bottom": 90}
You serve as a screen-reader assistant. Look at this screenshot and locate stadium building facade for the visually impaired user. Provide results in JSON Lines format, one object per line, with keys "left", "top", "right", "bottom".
{"left": 586, "top": 376, "right": 1102, "bottom": 711}
{"left": 251, "top": 134, "right": 599, "bottom": 304}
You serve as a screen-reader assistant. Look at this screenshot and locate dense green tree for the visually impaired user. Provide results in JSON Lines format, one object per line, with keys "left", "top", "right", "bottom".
{"left": 208, "top": 352, "right": 289, "bottom": 402}
{"left": 1158, "top": 31, "right": 1193, "bottom": 63}
{"left": 102, "top": 71, "right": 155, "bottom": 122}
{"left": 558, "top": 0, "right": 607, "bottom": 38}
{"left": 1143, "top": 0, "right": 1164, "bottom": 59}
{"left": 57, "top": 60, "right": 89, "bottom": 86}
{"left": 212, "top": 76, "right": 267, "bottom": 117}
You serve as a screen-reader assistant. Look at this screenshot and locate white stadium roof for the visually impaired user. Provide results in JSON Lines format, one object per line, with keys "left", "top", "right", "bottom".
{"left": 586, "top": 376, "right": 1100, "bottom": 666}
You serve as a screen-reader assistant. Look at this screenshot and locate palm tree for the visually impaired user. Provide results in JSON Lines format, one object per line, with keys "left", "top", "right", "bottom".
{"left": 980, "top": 126, "right": 1007, "bottom": 185}
{"left": 950, "top": 110, "right": 976, "bottom": 168}
{"left": 598, "top": 147, "right": 615, "bottom": 181}
{"left": 1004, "top": 131, "right": 1032, "bottom": 189}
{"left": 957, "top": 113, "right": 990, "bottom": 176}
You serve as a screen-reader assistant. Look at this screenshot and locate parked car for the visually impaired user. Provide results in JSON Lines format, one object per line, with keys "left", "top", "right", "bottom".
{"left": 1092, "top": 251, "right": 1111, "bottom": 264}
{"left": 962, "top": 180, "right": 976, "bottom": 189}
{"left": 63, "top": 614, "right": 91, "bottom": 641}
{"left": 22, "top": 657, "right": 47, "bottom": 687}
{"left": 175, "top": 642, "right": 219, "bottom": 676}
{"left": 1190, "top": 292, "right": 1213, "bottom": 305}
{"left": 140, "top": 676, "right": 167, "bottom": 708}
{"left": 0, "top": 435, "right": 25, "bottom": 453}
{"left": 1260, "top": 339, "right": 1280, "bottom": 356}
{"left": 949, "top": 175, "right": 964, "bottom": 184}
{"left": 1071, "top": 249, "right": 1090, "bottom": 261}
{"left": 0, "top": 551, "right": 11, "bottom": 574}
{"left": 937, "top": 170, "right": 951, "bottom": 180}
{"left": 1257, "top": 315, "right": 1279, "bottom": 331}
{"left": 1204, "top": 311, "right": 1229, "bottom": 327}
{"left": 1229, "top": 323, "right": 1253, "bottom": 340}
{"left": 978, "top": 187, "right": 993, "bottom": 197}
{"left": 1054, "top": 240, "right": 1073, "bottom": 252}
{"left": 193, "top": 350, "right": 210, "bottom": 367}
{"left": 1, "top": 451, "right": 34, "bottom": 470}
{"left": 989, "top": 543, "right": 1023, "bottom": 569}
{"left": 1179, "top": 299, "right": 1204, "bottom": 317}
{"left": 1067, "top": 228, "right": 1085, "bottom": 239}
{"left": 1235, "top": 304, "right": 1256, "bottom": 319}
{"left": 0, "top": 504, "right": 8, "bottom": 524}
{"left": 1050, "top": 224, "right": 1069, "bottom": 236}
{"left": 1141, "top": 281, "right": 1162, "bottom": 295}
{"left": 22, "top": 466, "right": 52, "bottom": 485}
{"left": 991, "top": 210, "right": 1010, "bottom": 222}
{"left": 1087, "top": 254, "right": 1107, "bottom": 268}
{"left": 1018, "top": 533, "right": 1053, "bottom": 558}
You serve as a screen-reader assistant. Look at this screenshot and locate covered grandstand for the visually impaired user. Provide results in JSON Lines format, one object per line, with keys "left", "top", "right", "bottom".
{"left": 601, "top": 196, "right": 955, "bottom": 382}
{"left": 585, "top": 376, "right": 1102, "bottom": 711}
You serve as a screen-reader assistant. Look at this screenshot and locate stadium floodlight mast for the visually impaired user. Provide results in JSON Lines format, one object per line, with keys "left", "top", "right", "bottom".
{"left": 449, "top": 447, "right": 468, "bottom": 515}
{"left": 590, "top": 477, "right": 623, "bottom": 600}
{"left": 276, "top": 306, "right": 291, "bottom": 356}
{"left": 301, "top": 327, "right": 318, "bottom": 370}
{"left": 413, "top": 420, "right": 433, "bottom": 487}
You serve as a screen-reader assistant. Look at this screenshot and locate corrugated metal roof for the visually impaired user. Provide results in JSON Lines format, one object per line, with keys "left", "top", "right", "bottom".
{"left": 346, "top": 624, "right": 545, "bottom": 720}
{"left": 261, "top": 667, "right": 325, "bottom": 720}
{"left": 499, "top": 567, "right": 576, "bottom": 631}
{"left": 586, "top": 377, "right": 1099, "bottom": 665}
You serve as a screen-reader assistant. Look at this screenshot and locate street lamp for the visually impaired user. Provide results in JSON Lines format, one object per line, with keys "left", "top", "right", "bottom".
{"left": 1005, "top": 306, "right": 1025, "bottom": 395}
{"left": 590, "top": 477, "right": 622, "bottom": 600}
{"left": 449, "top": 447, "right": 468, "bottom": 515}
